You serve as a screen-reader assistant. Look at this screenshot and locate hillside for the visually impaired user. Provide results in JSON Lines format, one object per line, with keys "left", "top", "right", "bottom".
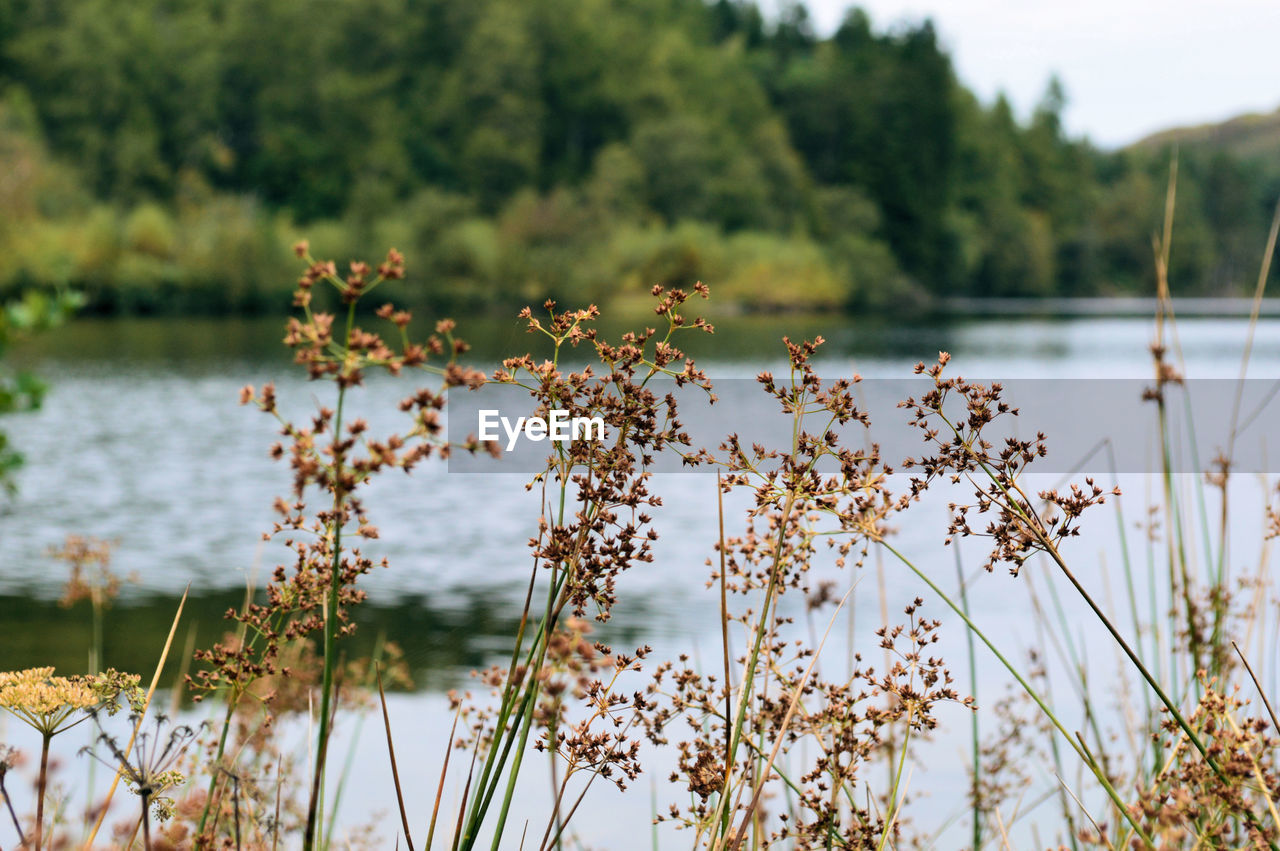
{"left": 1134, "top": 105, "right": 1280, "bottom": 172}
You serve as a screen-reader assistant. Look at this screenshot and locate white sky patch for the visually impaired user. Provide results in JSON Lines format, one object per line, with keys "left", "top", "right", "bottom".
{"left": 776, "top": 0, "right": 1280, "bottom": 147}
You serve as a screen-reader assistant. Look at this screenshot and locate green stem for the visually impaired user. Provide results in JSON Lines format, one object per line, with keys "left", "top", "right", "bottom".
{"left": 953, "top": 551, "right": 981, "bottom": 851}
{"left": 197, "top": 696, "right": 239, "bottom": 837}
{"left": 876, "top": 709, "right": 913, "bottom": 851}
{"left": 487, "top": 681, "right": 540, "bottom": 850}
{"left": 304, "top": 300, "right": 357, "bottom": 851}
{"left": 710, "top": 490, "right": 798, "bottom": 841}
{"left": 878, "top": 540, "right": 1154, "bottom": 848}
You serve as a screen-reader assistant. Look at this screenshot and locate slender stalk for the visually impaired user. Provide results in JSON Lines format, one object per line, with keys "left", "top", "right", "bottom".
{"left": 378, "top": 667, "right": 415, "bottom": 851}
{"left": 875, "top": 709, "right": 913, "bottom": 851}
{"left": 877, "top": 540, "right": 1154, "bottom": 847}
{"left": 197, "top": 697, "right": 238, "bottom": 836}
{"left": 1233, "top": 641, "right": 1280, "bottom": 736}
{"left": 272, "top": 755, "right": 283, "bottom": 851}
{"left": 85, "top": 586, "right": 188, "bottom": 847}
{"left": 230, "top": 773, "right": 242, "bottom": 851}
{"left": 304, "top": 299, "right": 358, "bottom": 851}
{"left": 140, "top": 790, "right": 153, "bottom": 850}
{"left": 0, "top": 768, "right": 26, "bottom": 847}
{"left": 954, "top": 549, "right": 982, "bottom": 851}
{"left": 1103, "top": 441, "right": 1158, "bottom": 771}
{"left": 426, "top": 705, "right": 462, "bottom": 849}
{"left": 709, "top": 490, "right": 799, "bottom": 841}
{"left": 35, "top": 730, "right": 51, "bottom": 850}
{"left": 305, "top": 667, "right": 342, "bottom": 851}
{"left": 487, "top": 671, "right": 542, "bottom": 849}
{"left": 717, "top": 473, "right": 733, "bottom": 821}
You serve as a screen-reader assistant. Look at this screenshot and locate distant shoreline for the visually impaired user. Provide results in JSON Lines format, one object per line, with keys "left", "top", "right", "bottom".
{"left": 938, "top": 296, "right": 1280, "bottom": 318}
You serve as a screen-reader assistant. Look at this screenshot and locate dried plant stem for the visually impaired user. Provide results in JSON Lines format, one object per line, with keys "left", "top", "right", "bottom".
{"left": 452, "top": 747, "right": 479, "bottom": 851}
{"left": 378, "top": 667, "right": 415, "bottom": 851}
{"left": 1055, "top": 771, "right": 1112, "bottom": 851}
{"left": 83, "top": 585, "right": 188, "bottom": 849}
{"left": 34, "top": 729, "right": 52, "bottom": 849}
{"left": 1233, "top": 641, "right": 1280, "bottom": 737}
{"left": 140, "top": 789, "right": 153, "bottom": 850}
{"left": 272, "top": 755, "right": 283, "bottom": 851}
{"left": 426, "top": 704, "right": 462, "bottom": 849}
{"left": 0, "top": 769, "right": 25, "bottom": 847}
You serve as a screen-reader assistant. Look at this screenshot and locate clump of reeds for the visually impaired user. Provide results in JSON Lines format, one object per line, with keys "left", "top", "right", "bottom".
{"left": 2, "top": 171, "right": 1279, "bottom": 848}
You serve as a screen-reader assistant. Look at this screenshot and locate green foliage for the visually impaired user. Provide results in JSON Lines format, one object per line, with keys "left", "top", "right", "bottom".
{"left": 0, "top": 288, "right": 81, "bottom": 493}
{"left": 0, "top": 0, "right": 1276, "bottom": 311}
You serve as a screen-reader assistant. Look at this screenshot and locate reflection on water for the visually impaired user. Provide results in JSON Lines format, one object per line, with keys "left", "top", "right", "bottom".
{"left": 0, "top": 589, "right": 512, "bottom": 690}
{"left": 0, "top": 586, "right": 681, "bottom": 691}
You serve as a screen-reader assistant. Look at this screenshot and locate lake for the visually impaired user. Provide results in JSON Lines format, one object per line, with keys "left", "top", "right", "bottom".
{"left": 2, "top": 309, "right": 1278, "bottom": 847}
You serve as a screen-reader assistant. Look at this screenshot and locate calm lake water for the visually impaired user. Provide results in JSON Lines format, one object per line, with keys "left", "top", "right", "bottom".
{"left": 2, "top": 310, "right": 1278, "bottom": 846}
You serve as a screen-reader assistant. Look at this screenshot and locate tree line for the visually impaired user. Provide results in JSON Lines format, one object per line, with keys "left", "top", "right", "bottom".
{"left": 0, "top": 0, "right": 1275, "bottom": 313}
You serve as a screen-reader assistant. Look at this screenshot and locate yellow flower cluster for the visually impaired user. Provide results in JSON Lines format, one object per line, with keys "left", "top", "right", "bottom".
{"left": 0, "top": 667, "right": 107, "bottom": 736}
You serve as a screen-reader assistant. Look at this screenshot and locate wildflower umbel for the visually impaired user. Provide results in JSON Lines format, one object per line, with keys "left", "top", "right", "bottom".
{"left": 0, "top": 667, "right": 140, "bottom": 848}
{"left": 0, "top": 667, "right": 104, "bottom": 734}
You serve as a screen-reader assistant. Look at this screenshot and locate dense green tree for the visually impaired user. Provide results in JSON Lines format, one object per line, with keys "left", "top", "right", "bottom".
{"left": 0, "top": 0, "right": 1275, "bottom": 310}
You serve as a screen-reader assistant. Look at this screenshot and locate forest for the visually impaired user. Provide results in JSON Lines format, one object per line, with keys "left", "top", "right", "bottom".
{"left": 1, "top": 0, "right": 1277, "bottom": 313}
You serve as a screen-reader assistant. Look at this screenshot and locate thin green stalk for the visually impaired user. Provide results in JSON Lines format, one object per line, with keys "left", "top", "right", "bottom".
{"left": 459, "top": 563, "right": 545, "bottom": 839}
{"left": 953, "top": 550, "right": 981, "bottom": 851}
{"left": 197, "top": 698, "right": 239, "bottom": 836}
{"left": 977, "top": 449, "right": 1277, "bottom": 848}
{"left": 709, "top": 490, "right": 799, "bottom": 841}
{"left": 1103, "top": 442, "right": 1159, "bottom": 772}
{"left": 487, "top": 666, "right": 541, "bottom": 850}
{"left": 1041, "top": 573, "right": 1111, "bottom": 775}
{"left": 877, "top": 540, "right": 1154, "bottom": 848}
{"left": 304, "top": 299, "right": 358, "bottom": 851}
{"left": 461, "top": 560, "right": 571, "bottom": 847}
{"left": 876, "top": 709, "right": 913, "bottom": 851}
{"left": 324, "top": 683, "right": 368, "bottom": 846}
{"left": 718, "top": 473, "right": 733, "bottom": 818}
{"left": 1031, "top": 605, "right": 1081, "bottom": 851}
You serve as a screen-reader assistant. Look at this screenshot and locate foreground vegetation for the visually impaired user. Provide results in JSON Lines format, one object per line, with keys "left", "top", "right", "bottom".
{"left": 1, "top": 0, "right": 1278, "bottom": 314}
{"left": 3, "top": 171, "right": 1280, "bottom": 847}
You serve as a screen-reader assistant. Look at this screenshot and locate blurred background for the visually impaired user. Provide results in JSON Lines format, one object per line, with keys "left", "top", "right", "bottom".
{"left": 1, "top": 0, "right": 1278, "bottom": 316}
